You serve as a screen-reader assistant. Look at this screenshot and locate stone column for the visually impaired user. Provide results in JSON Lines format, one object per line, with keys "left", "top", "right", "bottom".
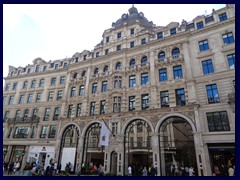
{"left": 151, "top": 133, "right": 160, "bottom": 175}
{"left": 149, "top": 51, "right": 158, "bottom": 109}
{"left": 21, "top": 145, "right": 30, "bottom": 171}
{"left": 193, "top": 107, "right": 208, "bottom": 176}
{"left": 182, "top": 42, "right": 197, "bottom": 104}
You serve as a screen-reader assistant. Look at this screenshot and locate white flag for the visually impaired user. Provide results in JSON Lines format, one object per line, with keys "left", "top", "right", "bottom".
{"left": 99, "top": 121, "right": 109, "bottom": 146}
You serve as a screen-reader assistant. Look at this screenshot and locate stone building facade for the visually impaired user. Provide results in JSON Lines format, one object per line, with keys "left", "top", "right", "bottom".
{"left": 3, "top": 5, "right": 235, "bottom": 176}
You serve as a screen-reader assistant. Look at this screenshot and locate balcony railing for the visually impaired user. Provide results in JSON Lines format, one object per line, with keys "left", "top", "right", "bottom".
{"left": 7, "top": 117, "right": 40, "bottom": 124}
{"left": 170, "top": 54, "right": 183, "bottom": 61}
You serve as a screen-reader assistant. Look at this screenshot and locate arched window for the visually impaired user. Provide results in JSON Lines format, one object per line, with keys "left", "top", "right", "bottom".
{"left": 103, "top": 66, "right": 108, "bottom": 73}
{"left": 82, "top": 71, "right": 86, "bottom": 77}
{"left": 17, "top": 70, "right": 21, "bottom": 75}
{"left": 172, "top": 48, "right": 180, "bottom": 58}
{"left": 141, "top": 56, "right": 148, "bottom": 65}
{"left": 10, "top": 71, "right": 14, "bottom": 76}
{"left": 94, "top": 68, "right": 99, "bottom": 75}
{"left": 73, "top": 73, "right": 77, "bottom": 79}
{"left": 158, "top": 51, "right": 165, "bottom": 59}
{"left": 130, "top": 59, "right": 135, "bottom": 67}
{"left": 116, "top": 62, "right": 122, "bottom": 70}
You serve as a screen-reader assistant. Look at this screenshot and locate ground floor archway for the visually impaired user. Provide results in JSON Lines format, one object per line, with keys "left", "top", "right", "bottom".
{"left": 58, "top": 124, "right": 80, "bottom": 174}
{"left": 81, "top": 122, "right": 104, "bottom": 174}
{"left": 123, "top": 119, "right": 153, "bottom": 176}
{"left": 158, "top": 116, "right": 197, "bottom": 176}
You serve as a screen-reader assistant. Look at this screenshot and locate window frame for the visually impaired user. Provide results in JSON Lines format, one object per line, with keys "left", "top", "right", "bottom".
{"left": 202, "top": 59, "right": 214, "bottom": 75}
{"left": 141, "top": 73, "right": 149, "bottom": 85}
{"left": 207, "top": 111, "right": 230, "bottom": 132}
{"left": 206, "top": 84, "right": 220, "bottom": 104}
{"left": 159, "top": 68, "right": 168, "bottom": 82}
{"left": 173, "top": 65, "right": 183, "bottom": 79}
{"left": 199, "top": 40, "right": 209, "bottom": 52}
{"left": 175, "top": 88, "right": 186, "bottom": 106}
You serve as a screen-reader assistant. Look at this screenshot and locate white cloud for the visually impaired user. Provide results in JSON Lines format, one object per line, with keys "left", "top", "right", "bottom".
{"left": 3, "top": 4, "right": 226, "bottom": 83}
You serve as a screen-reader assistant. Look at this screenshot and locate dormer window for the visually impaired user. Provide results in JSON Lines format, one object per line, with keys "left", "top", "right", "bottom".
{"left": 10, "top": 71, "right": 14, "bottom": 76}
{"left": 43, "top": 66, "right": 47, "bottom": 71}
{"left": 55, "top": 64, "right": 59, "bottom": 69}
{"left": 35, "top": 65, "right": 40, "bottom": 72}
{"left": 170, "top": 28, "right": 176, "bottom": 35}
{"left": 130, "top": 28, "right": 134, "bottom": 35}
{"left": 197, "top": 21, "right": 204, "bottom": 30}
{"left": 27, "top": 69, "right": 31, "bottom": 74}
{"left": 83, "top": 55, "right": 87, "bottom": 60}
{"left": 106, "top": 36, "right": 109, "bottom": 43}
{"left": 157, "top": 32, "right": 163, "bottom": 39}
{"left": 75, "top": 57, "right": 79, "bottom": 62}
{"left": 63, "top": 63, "right": 68, "bottom": 68}
{"left": 141, "top": 38, "right": 146, "bottom": 45}
{"left": 96, "top": 52, "right": 99, "bottom": 58}
{"left": 219, "top": 12, "right": 228, "bottom": 22}
{"left": 117, "top": 32, "right": 121, "bottom": 39}
{"left": 17, "top": 70, "right": 21, "bottom": 75}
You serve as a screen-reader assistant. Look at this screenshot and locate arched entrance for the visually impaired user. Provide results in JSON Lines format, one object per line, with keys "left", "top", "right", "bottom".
{"left": 82, "top": 122, "right": 104, "bottom": 174}
{"left": 124, "top": 119, "right": 153, "bottom": 176}
{"left": 110, "top": 151, "right": 118, "bottom": 175}
{"left": 58, "top": 124, "right": 80, "bottom": 174}
{"left": 158, "top": 116, "right": 197, "bottom": 176}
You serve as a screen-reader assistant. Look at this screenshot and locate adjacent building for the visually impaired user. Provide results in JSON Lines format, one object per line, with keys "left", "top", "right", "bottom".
{"left": 3, "top": 4, "right": 235, "bottom": 176}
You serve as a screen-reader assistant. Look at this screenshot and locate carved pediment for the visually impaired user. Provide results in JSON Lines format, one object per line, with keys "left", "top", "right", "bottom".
{"left": 32, "top": 57, "right": 46, "bottom": 64}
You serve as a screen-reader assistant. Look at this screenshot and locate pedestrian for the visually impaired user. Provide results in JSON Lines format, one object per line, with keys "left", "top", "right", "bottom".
{"left": 214, "top": 165, "right": 221, "bottom": 176}
{"left": 128, "top": 165, "right": 132, "bottom": 176}
{"left": 150, "top": 165, "right": 157, "bottom": 176}
{"left": 142, "top": 166, "right": 148, "bottom": 176}
{"left": 53, "top": 161, "right": 57, "bottom": 175}
{"left": 220, "top": 164, "right": 228, "bottom": 176}
{"left": 189, "top": 166, "right": 195, "bottom": 176}
{"left": 171, "top": 164, "right": 176, "bottom": 176}
{"left": 8, "top": 161, "right": 14, "bottom": 175}
{"left": 81, "top": 162, "right": 85, "bottom": 174}
{"left": 15, "top": 161, "right": 20, "bottom": 171}
{"left": 228, "top": 165, "right": 234, "bottom": 176}
{"left": 98, "top": 164, "right": 104, "bottom": 176}
{"left": 185, "top": 165, "right": 189, "bottom": 176}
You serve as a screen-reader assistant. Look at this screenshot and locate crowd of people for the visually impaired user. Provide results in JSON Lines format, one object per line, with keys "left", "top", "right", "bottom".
{"left": 3, "top": 160, "right": 235, "bottom": 176}
{"left": 127, "top": 164, "right": 158, "bottom": 176}
{"left": 212, "top": 163, "right": 235, "bottom": 176}
{"left": 165, "top": 163, "right": 196, "bottom": 176}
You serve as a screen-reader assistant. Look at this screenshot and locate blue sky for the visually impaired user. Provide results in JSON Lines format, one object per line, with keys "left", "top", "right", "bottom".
{"left": 3, "top": 4, "right": 226, "bottom": 83}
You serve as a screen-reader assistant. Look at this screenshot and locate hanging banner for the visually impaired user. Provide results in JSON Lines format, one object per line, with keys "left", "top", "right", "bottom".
{"left": 99, "top": 121, "right": 110, "bottom": 146}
